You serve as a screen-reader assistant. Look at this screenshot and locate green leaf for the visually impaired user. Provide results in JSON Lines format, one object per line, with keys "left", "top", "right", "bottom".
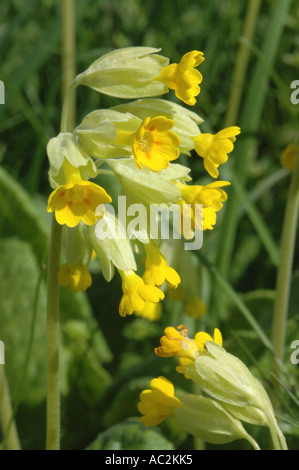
{"left": 87, "top": 417, "right": 174, "bottom": 450}
{"left": 0, "top": 166, "right": 49, "bottom": 262}
{"left": 0, "top": 238, "right": 47, "bottom": 405}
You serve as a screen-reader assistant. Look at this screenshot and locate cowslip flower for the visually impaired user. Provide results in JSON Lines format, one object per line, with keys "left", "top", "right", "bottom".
{"left": 280, "top": 144, "right": 298, "bottom": 172}
{"left": 131, "top": 116, "right": 181, "bottom": 171}
{"left": 193, "top": 126, "right": 241, "bottom": 178}
{"left": 183, "top": 296, "right": 206, "bottom": 318}
{"left": 176, "top": 181, "right": 230, "bottom": 233}
{"left": 155, "top": 326, "right": 223, "bottom": 376}
{"left": 142, "top": 241, "right": 181, "bottom": 288}
{"left": 155, "top": 50, "right": 205, "bottom": 106}
{"left": 138, "top": 376, "right": 182, "bottom": 426}
{"left": 134, "top": 301, "right": 163, "bottom": 322}
{"left": 177, "top": 180, "right": 231, "bottom": 211}
{"left": 47, "top": 176, "right": 112, "bottom": 228}
{"left": 58, "top": 261, "right": 92, "bottom": 292}
{"left": 47, "top": 158, "right": 112, "bottom": 228}
{"left": 118, "top": 270, "right": 164, "bottom": 317}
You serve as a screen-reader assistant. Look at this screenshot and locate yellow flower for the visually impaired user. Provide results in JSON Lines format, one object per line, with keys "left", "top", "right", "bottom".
{"left": 58, "top": 262, "right": 92, "bottom": 292}
{"left": 134, "top": 301, "right": 163, "bottom": 322}
{"left": 183, "top": 296, "right": 206, "bottom": 318}
{"left": 47, "top": 177, "right": 112, "bottom": 228}
{"left": 155, "top": 325, "right": 200, "bottom": 360}
{"left": 176, "top": 328, "right": 223, "bottom": 376}
{"left": 118, "top": 270, "right": 165, "bottom": 317}
{"left": 131, "top": 116, "right": 181, "bottom": 171}
{"left": 155, "top": 50, "right": 205, "bottom": 105}
{"left": 280, "top": 144, "right": 298, "bottom": 172}
{"left": 177, "top": 181, "right": 230, "bottom": 233}
{"left": 138, "top": 376, "right": 182, "bottom": 426}
{"left": 193, "top": 127, "right": 241, "bottom": 178}
{"left": 155, "top": 325, "right": 223, "bottom": 376}
{"left": 142, "top": 241, "right": 181, "bottom": 288}
{"left": 177, "top": 181, "right": 230, "bottom": 211}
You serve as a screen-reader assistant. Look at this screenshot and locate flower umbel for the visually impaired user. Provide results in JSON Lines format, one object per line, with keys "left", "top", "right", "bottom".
{"left": 58, "top": 262, "right": 92, "bottom": 292}
{"left": 193, "top": 126, "right": 241, "bottom": 178}
{"left": 138, "top": 376, "right": 182, "bottom": 426}
{"left": 118, "top": 270, "right": 164, "bottom": 317}
{"left": 131, "top": 116, "right": 181, "bottom": 171}
{"left": 155, "top": 50, "right": 205, "bottom": 106}
{"left": 47, "top": 177, "right": 112, "bottom": 228}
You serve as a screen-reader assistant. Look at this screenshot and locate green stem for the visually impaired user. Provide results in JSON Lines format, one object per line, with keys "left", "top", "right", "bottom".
{"left": 46, "top": 217, "right": 62, "bottom": 450}
{"left": 270, "top": 156, "right": 299, "bottom": 405}
{"left": 224, "top": 0, "right": 262, "bottom": 126}
{"left": 216, "top": 0, "right": 292, "bottom": 282}
{"left": 0, "top": 366, "right": 21, "bottom": 450}
{"left": 244, "top": 432, "right": 261, "bottom": 451}
{"left": 46, "top": 0, "right": 77, "bottom": 450}
{"left": 61, "top": 0, "right": 76, "bottom": 130}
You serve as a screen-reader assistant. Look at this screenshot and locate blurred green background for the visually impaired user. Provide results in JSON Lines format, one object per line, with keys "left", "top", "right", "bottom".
{"left": 0, "top": 0, "right": 298, "bottom": 450}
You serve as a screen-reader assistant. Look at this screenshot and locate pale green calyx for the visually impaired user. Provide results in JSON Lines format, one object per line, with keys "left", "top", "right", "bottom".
{"left": 88, "top": 210, "right": 137, "bottom": 282}
{"left": 75, "top": 109, "right": 141, "bottom": 159}
{"left": 189, "top": 342, "right": 269, "bottom": 411}
{"left": 47, "top": 132, "right": 98, "bottom": 188}
{"left": 107, "top": 158, "right": 181, "bottom": 205}
{"left": 47, "top": 132, "right": 91, "bottom": 172}
{"left": 76, "top": 47, "right": 169, "bottom": 99}
{"left": 174, "top": 394, "right": 258, "bottom": 447}
{"left": 62, "top": 223, "right": 93, "bottom": 267}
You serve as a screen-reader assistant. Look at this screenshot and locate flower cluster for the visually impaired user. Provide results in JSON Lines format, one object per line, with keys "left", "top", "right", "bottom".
{"left": 46, "top": 47, "right": 240, "bottom": 318}
{"left": 138, "top": 326, "right": 287, "bottom": 450}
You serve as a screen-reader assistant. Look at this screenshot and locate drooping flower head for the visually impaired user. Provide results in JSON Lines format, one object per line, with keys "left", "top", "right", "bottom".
{"left": 118, "top": 270, "right": 165, "bottom": 317}
{"left": 193, "top": 126, "right": 241, "bottom": 178}
{"left": 155, "top": 50, "right": 205, "bottom": 105}
{"left": 131, "top": 116, "right": 181, "bottom": 171}
{"left": 138, "top": 376, "right": 182, "bottom": 426}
